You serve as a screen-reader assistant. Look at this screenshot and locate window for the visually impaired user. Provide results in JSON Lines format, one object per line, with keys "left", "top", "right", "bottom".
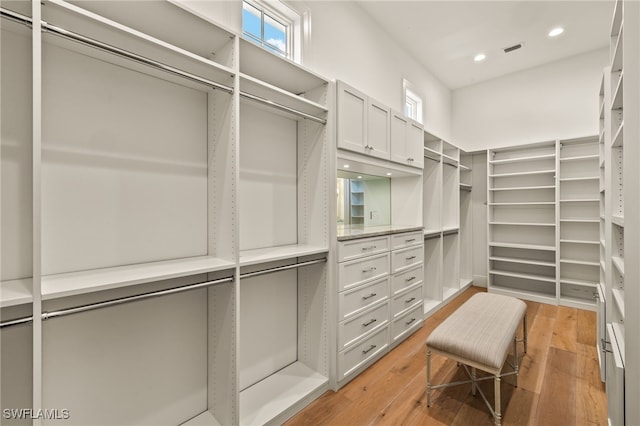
{"left": 242, "top": 0, "right": 306, "bottom": 62}
{"left": 403, "top": 79, "right": 424, "bottom": 124}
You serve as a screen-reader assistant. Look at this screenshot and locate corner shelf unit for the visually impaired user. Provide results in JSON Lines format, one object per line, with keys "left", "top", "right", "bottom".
{"left": 1, "top": 1, "right": 331, "bottom": 425}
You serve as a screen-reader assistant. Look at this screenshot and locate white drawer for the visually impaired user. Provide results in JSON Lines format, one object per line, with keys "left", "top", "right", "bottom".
{"left": 391, "top": 264, "right": 423, "bottom": 295}
{"left": 338, "top": 276, "right": 389, "bottom": 320}
{"left": 391, "top": 245, "right": 424, "bottom": 274}
{"left": 338, "top": 326, "right": 389, "bottom": 381}
{"left": 338, "top": 301, "right": 389, "bottom": 350}
{"left": 391, "top": 304, "right": 423, "bottom": 346}
{"left": 391, "top": 283, "right": 422, "bottom": 317}
{"left": 338, "top": 252, "right": 390, "bottom": 292}
{"left": 337, "top": 236, "right": 390, "bottom": 262}
{"left": 391, "top": 231, "right": 423, "bottom": 250}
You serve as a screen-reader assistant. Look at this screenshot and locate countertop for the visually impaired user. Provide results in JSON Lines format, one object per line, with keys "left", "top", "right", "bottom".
{"left": 336, "top": 224, "right": 424, "bottom": 241}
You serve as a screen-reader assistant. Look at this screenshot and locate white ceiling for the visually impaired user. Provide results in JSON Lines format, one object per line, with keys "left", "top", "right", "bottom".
{"left": 356, "top": 0, "right": 613, "bottom": 89}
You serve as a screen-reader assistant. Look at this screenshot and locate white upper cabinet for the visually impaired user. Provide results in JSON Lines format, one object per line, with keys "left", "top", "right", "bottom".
{"left": 391, "top": 110, "right": 424, "bottom": 169}
{"left": 337, "top": 81, "right": 368, "bottom": 154}
{"left": 367, "top": 98, "right": 391, "bottom": 160}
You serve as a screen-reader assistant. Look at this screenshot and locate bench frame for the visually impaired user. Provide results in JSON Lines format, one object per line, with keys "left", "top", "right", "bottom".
{"left": 426, "top": 315, "right": 527, "bottom": 426}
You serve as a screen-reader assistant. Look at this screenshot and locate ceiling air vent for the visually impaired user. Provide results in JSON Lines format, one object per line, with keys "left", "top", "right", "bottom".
{"left": 503, "top": 43, "right": 523, "bottom": 53}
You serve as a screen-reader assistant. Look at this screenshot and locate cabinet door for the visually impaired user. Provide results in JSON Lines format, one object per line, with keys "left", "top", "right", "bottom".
{"left": 596, "top": 283, "right": 606, "bottom": 382}
{"left": 407, "top": 120, "right": 424, "bottom": 169}
{"left": 367, "top": 98, "right": 390, "bottom": 160}
{"left": 605, "top": 325, "right": 624, "bottom": 426}
{"left": 337, "top": 81, "right": 367, "bottom": 154}
{"left": 390, "top": 111, "right": 408, "bottom": 164}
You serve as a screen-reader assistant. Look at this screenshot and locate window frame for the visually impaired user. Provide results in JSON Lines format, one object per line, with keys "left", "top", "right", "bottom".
{"left": 403, "top": 79, "right": 424, "bottom": 124}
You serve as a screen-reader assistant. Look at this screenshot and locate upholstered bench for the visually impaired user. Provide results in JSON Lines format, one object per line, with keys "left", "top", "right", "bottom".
{"left": 426, "top": 292, "right": 527, "bottom": 426}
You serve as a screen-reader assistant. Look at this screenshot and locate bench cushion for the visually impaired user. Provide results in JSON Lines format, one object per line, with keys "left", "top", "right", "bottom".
{"left": 427, "top": 293, "right": 526, "bottom": 372}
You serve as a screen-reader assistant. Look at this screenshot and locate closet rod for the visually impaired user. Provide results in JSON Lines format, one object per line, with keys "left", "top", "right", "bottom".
{"left": 0, "top": 276, "right": 234, "bottom": 329}
{"left": 240, "top": 257, "right": 326, "bottom": 279}
{"left": 0, "top": 8, "right": 234, "bottom": 95}
{"left": 240, "top": 91, "right": 327, "bottom": 125}
{"left": 424, "top": 233, "right": 442, "bottom": 241}
{"left": 424, "top": 154, "right": 441, "bottom": 163}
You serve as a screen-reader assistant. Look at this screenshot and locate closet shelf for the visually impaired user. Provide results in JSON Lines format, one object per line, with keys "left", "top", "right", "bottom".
{"left": 559, "top": 176, "right": 599, "bottom": 182}
{"left": 489, "top": 185, "right": 555, "bottom": 191}
{"left": 612, "top": 214, "right": 625, "bottom": 227}
{"left": 239, "top": 244, "right": 329, "bottom": 267}
{"left": 612, "top": 255, "right": 625, "bottom": 276}
{"left": 489, "top": 242, "right": 556, "bottom": 251}
{"left": 612, "top": 121, "right": 624, "bottom": 147}
{"left": 601, "top": 260, "right": 606, "bottom": 272}
{"left": 489, "top": 169, "right": 555, "bottom": 178}
{"left": 459, "top": 164, "right": 472, "bottom": 172}
{"left": 559, "top": 155, "right": 600, "bottom": 162}
{"left": 41, "top": 256, "right": 236, "bottom": 300}
{"left": 490, "top": 269, "right": 556, "bottom": 283}
{"left": 559, "top": 199, "right": 599, "bottom": 203}
{"left": 423, "top": 229, "right": 441, "bottom": 238}
{"left": 239, "top": 361, "right": 328, "bottom": 426}
{"left": 490, "top": 285, "right": 557, "bottom": 304}
{"left": 423, "top": 146, "right": 442, "bottom": 157}
{"left": 488, "top": 153, "right": 555, "bottom": 165}
{"left": 612, "top": 288, "right": 625, "bottom": 320}
{"left": 489, "top": 222, "right": 555, "bottom": 227}
{"left": 559, "top": 278, "right": 598, "bottom": 288}
{"left": 560, "top": 239, "right": 600, "bottom": 245}
{"left": 181, "top": 411, "right": 221, "bottom": 426}
{"left": 560, "top": 219, "right": 599, "bottom": 223}
{"left": 610, "top": 322, "right": 626, "bottom": 366}
{"left": 0, "top": 278, "right": 33, "bottom": 308}
{"left": 611, "top": 70, "right": 624, "bottom": 110}
{"left": 560, "top": 259, "right": 600, "bottom": 267}
{"left": 489, "top": 256, "right": 556, "bottom": 267}
{"left": 459, "top": 183, "right": 472, "bottom": 191}
{"left": 442, "top": 154, "right": 459, "bottom": 166}
{"left": 488, "top": 202, "right": 555, "bottom": 206}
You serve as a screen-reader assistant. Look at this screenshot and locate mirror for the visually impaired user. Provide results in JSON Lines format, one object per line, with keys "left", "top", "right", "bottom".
{"left": 337, "top": 171, "right": 391, "bottom": 228}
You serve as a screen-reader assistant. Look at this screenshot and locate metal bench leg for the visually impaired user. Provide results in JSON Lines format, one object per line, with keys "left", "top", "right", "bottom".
{"left": 426, "top": 348, "right": 431, "bottom": 407}
{"left": 523, "top": 314, "right": 528, "bottom": 354}
{"left": 471, "top": 367, "right": 477, "bottom": 396}
{"left": 514, "top": 336, "right": 519, "bottom": 388}
{"left": 494, "top": 375, "right": 501, "bottom": 426}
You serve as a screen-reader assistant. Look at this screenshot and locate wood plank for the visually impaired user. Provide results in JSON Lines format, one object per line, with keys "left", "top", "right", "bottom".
{"left": 550, "top": 306, "right": 578, "bottom": 352}
{"left": 576, "top": 343, "right": 607, "bottom": 426}
{"left": 516, "top": 313, "right": 554, "bottom": 394}
{"left": 535, "top": 347, "right": 577, "bottom": 425}
{"left": 577, "top": 309, "right": 597, "bottom": 346}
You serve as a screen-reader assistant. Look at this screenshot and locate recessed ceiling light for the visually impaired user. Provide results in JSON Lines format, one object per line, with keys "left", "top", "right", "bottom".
{"left": 386, "top": 172, "right": 392, "bottom": 176}
{"left": 548, "top": 27, "right": 564, "bottom": 37}
{"left": 357, "top": 175, "right": 362, "bottom": 179}
{"left": 343, "top": 164, "right": 350, "bottom": 168}
{"left": 474, "top": 53, "right": 486, "bottom": 62}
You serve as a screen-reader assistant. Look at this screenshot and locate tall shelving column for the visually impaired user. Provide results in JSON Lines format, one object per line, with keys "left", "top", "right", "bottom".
{"left": 487, "top": 142, "right": 557, "bottom": 304}
{"left": 422, "top": 133, "right": 442, "bottom": 314}
{"left": 558, "top": 136, "right": 600, "bottom": 310}
{"left": 441, "top": 141, "right": 460, "bottom": 301}
{"left": 459, "top": 150, "right": 473, "bottom": 287}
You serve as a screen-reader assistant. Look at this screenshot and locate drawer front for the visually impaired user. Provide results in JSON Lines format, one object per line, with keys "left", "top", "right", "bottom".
{"left": 391, "top": 264, "right": 424, "bottom": 295}
{"left": 338, "top": 236, "right": 390, "bottom": 262}
{"left": 391, "top": 283, "right": 423, "bottom": 317}
{"left": 391, "top": 245, "right": 424, "bottom": 274}
{"left": 338, "top": 252, "right": 390, "bottom": 292}
{"left": 338, "top": 301, "right": 389, "bottom": 350}
{"left": 391, "top": 304, "right": 423, "bottom": 345}
{"left": 338, "top": 326, "right": 389, "bottom": 381}
{"left": 391, "top": 231, "right": 423, "bottom": 250}
{"left": 338, "top": 276, "right": 389, "bottom": 320}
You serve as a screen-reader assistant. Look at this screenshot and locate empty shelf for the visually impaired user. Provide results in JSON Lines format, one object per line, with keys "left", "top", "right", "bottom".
{"left": 559, "top": 278, "right": 598, "bottom": 288}
{"left": 560, "top": 219, "right": 599, "bottom": 223}
{"left": 489, "top": 222, "right": 555, "bottom": 227}
{"left": 239, "top": 244, "right": 328, "bottom": 267}
{"left": 612, "top": 288, "right": 625, "bottom": 319}
{"left": 559, "top": 199, "right": 599, "bottom": 203}
{"left": 612, "top": 215, "right": 624, "bottom": 227}
{"left": 490, "top": 185, "right": 555, "bottom": 191}
{"left": 489, "top": 154, "right": 555, "bottom": 165}
{"left": 489, "top": 202, "right": 555, "bottom": 206}
{"left": 489, "top": 242, "right": 556, "bottom": 251}
{"left": 612, "top": 121, "right": 624, "bottom": 147}
{"left": 560, "top": 239, "right": 600, "bottom": 245}
{"left": 182, "top": 411, "right": 222, "bottom": 426}
{"left": 490, "top": 269, "right": 556, "bottom": 283}
{"left": 559, "top": 177, "right": 599, "bottom": 182}
{"left": 559, "top": 155, "right": 600, "bottom": 162}
{"left": 560, "top": 259, "right": 600, "bottom": 267}
{"left": 459, "top": 164, "right": 472, "bottom": 172}
{"left": 0, "top": 278, "right": 33, "bottom": 308}
{"left": 612, "top": 255, "right": 625, "bottom": 276}
{"left": 489, "top": 169, "right": 555, "bottom": 178}
{"left": 489, "top": 256, "right": 555, "bottom": 267}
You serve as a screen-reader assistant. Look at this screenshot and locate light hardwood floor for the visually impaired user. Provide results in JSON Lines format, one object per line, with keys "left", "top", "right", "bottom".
{"left": 285, "top": 286, "right": 607, "bottom": 425}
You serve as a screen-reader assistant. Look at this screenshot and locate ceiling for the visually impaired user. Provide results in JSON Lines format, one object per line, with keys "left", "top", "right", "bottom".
{"left": 356, "top": 0, "right": 613, "bottom": 89}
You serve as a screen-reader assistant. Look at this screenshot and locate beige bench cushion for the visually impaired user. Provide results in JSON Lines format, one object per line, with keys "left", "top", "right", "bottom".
{"left": 427, "top": 293, "right": 526, "bottom": 372}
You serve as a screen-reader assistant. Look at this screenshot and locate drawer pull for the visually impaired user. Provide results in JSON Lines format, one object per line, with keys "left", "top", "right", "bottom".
{"left": 361, "top": 245, "right": 377, "bottom": 251}
{"left": 362, "top": 267, "right": 377, "bottom": 273}
{"left": 405, "top": 276, "right": 416, "bottom": 282}
{"left": 362, "top": 344, "right": 377, "bottom": 354}
{"left": 405, "top": 238, "right": 416, "bottom": 243}
{"left": 362, "top": 318, "right": 377, "bottom": 327}
{"left": 405, "top": 297, "right": 416, "bottom": 304}
{"left": 362, "top": 293, "right": 377, "bottom": 300}
{"left": 406, "top": 256, "right": 416, "bottom": 261}
{"left": 406, "top": 318, "right": 417, "bottom": 326}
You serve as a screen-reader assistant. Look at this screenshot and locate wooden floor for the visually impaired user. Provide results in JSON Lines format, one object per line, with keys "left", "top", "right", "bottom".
{"left": 285, "top": 286, "right": 607, "bottom": 426}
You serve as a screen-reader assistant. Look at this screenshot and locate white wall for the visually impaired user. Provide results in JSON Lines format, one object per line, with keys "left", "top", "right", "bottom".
{"left": 178, "top": 0, "right": 452, "bottom": 141}
{"left": 452, "top": 48, "right": 608, "bottom": 151}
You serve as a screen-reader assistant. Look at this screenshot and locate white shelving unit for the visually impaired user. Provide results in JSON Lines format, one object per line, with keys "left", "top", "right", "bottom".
{"left": 0, "top": 1, "right": 332, "bottom": 425}
{"left": 459, "top": 151, "right": 473, "bottom": 288}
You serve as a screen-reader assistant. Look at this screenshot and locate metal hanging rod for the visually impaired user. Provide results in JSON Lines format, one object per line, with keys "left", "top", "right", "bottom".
{"left": 424, "top": 233, "right": 442, "bottom": 241}
{"left": 0, "top": 8, "right": 234, "bottom": 94}
{"left": 443, "top": 229, "right": 459, "bottom": 236}
{"left": 240, "top": 257, "right": 327, "bottom": 279}
{"left": 0, "top": 275, "right": 234, "bottom": 329}
{"left": 240, "top": 91, "right": 327, "bottom": 125}
{"left": 424, "top": 154, "right": 441, "bottom": 163}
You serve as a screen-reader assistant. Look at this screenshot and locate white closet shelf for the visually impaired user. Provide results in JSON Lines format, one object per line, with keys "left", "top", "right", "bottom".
{"left": 612, "top": 214, "right": 624, "bottom": 227}
{"left": 559, "top": 278, "right": 598, "bottom": 288}
{"left": 423, "top": 229, "right": 442, "bottom": 237}
{"left": 560, "top": 259, "right": 600, "bottom": 267}
{"left": 560, "top": 219, "right": 599, "bottom": 223}
{"left": 601, "top": 239, "right": 606, "bottom": 247}
{"left": 490, "top": 285, "right": 556, "bottom": 304}
{"left": 459, "top": 183, "right": 472, "bottom": 191}
{"left": 612, "top": 121, "right": 624, "bottom": 147}
{"left": 0, "top": 278, "right": 33, "bottom": 308}
{"left": 442, "top": 226, "right": 460, "bottom": 233}
{"left": 489, "top": 222, "right": 555, "bottom": 227}
{"left": 559, "top": 155, "right": 600, "bottom": 162}
{"left": 611, "top": 71, "right": 624, "bottom": 110}
{"left": 423, "top": 146, "right": 442, "bottom": 157}
{"left": 489, "top": 256, "right": 555, "bottom": 267}
{"left": 612, "top": 255, "right": 625, "bottom": 276}
{"left": 488, "top": 202, "right": 555, "bottom": 206}
{"left": 559, "top": 295, "right": 596, "bottom": 310}
{"left": 601, "top": 260, "right": 606, "bottom": 272}
{"left": 459, "top": 164, "right": 472, "bottom": 172}
{"left": 489, "top": 185, "right": 555, "bottom": 191}
{"left": 612, "top": 288, "right": 625, "bottom": 319}
{"left": 558, "top": 176, "right": 599, "bottom": 182}
{"left": 424, "top": 298, "right": 441, "bottom": 316}
{"left": 181, "top": 410, "right": 222, "bottom": 426}
{"left": 610, "top": 323, "right": 626, "bottom": 366}
{"left": 488, "top": 153, "right": 555, "bottom": 165}
{"left": 489, "top": 242, "right": 556, "bottom": 251}
{"left": 239, "top": 73, "right": 328, "bottom": 119}
{"left": 489, "top": 169, "right": 555, "bottom": 178}
{"left": 490, "top": 269, "right": 556, "bottom": 283}
{"left": 442, "top": 155, "right": 459, "bottom": 166}
{"left": 560, "top": 239, "right": 600, "bottom": 245}
{"left": 559, "top": 199, "right": 599, "bottom": 203}
{"left": 41, "top": 256, "right": 235, "bottom": 300}
{"left": 239, "top": 244, "right": 329, "bottom": 267}
{"left": 239, "top": 361, "right": 328, "bottom": 426}
{"left": 442, "top": 286, "right": 459, "bottom": 301}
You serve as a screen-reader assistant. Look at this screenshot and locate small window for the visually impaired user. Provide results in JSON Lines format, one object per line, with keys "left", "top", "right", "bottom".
{"left": 403, "top": 79, "right": 423, "bottom": 124}
{"left": 242, "top": 0, "right": 303, "bottom": 60}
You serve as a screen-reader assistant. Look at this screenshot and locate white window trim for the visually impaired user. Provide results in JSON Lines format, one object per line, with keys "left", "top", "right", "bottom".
{"left": 402, "top": 78, "right": 424, "bottom": 124}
